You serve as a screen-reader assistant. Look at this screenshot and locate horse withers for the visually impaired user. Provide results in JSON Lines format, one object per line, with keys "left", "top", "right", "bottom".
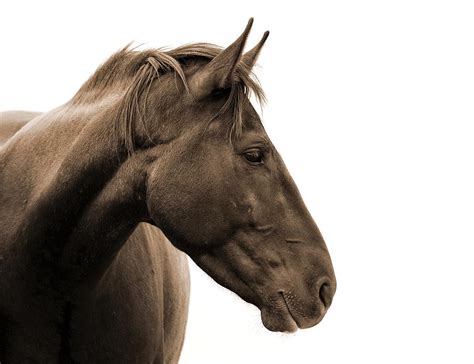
{"left": 0, "top": 19, "right": 336, "bottom": 363}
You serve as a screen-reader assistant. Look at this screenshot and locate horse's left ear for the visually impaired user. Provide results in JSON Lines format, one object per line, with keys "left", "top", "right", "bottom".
{"left": 189, "top": 18, "right": 253, "bottom": 100}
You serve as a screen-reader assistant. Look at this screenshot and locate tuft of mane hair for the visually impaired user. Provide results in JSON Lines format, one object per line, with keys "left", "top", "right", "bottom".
{"left": 71, "top": 44, "right": 266, "bottom": 154}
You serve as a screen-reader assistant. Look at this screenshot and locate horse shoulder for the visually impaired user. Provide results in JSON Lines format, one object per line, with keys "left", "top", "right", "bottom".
{"left": 140, "top": 223, "right": 191, "bottom": 363}
{"left": 70, "top": 223, "right": 190, "bottom": 363}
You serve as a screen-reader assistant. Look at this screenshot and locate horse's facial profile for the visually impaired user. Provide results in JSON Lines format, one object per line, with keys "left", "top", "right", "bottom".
{"left": 143, "top": 19, "right": 336, "bottom": 333}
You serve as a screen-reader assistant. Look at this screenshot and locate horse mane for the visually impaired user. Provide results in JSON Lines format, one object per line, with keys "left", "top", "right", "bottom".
{"left": 71, "top": 44, "right": 266, "bottom": 153}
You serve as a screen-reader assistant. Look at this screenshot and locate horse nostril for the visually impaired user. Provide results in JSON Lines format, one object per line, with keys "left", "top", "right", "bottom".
{"left": 319, "top": 282, "right": 334, "bottom": 309}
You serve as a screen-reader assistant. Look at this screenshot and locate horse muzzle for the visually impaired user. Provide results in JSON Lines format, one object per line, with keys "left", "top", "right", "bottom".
{"left": 259, "top": 277, "right": 336, "bottom": 333}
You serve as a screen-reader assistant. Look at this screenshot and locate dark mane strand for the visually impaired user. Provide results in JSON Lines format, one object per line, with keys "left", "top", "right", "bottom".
{"left": 71, "top": 43, "right": 265, "bottom": 154}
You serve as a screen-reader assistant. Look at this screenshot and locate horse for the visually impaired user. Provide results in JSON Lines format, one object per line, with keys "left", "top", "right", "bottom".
{"left": 0, "top": 19, "right": 336, "bottom": 363}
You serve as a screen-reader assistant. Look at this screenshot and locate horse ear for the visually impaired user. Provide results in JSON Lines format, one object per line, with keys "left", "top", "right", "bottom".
{"left": 189, "top": 18, "right": 253, "bottom": 100}
{"left": 242, "top": 31, "right": 269, "bottom": 70}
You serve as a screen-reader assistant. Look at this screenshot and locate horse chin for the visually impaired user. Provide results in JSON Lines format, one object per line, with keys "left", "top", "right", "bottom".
{"left": 260, "top": 306, "right": 299, "bottom": 333}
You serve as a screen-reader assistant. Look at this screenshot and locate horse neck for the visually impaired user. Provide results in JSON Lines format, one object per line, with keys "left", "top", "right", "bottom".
{"left": 12, "top": 99, "right": 150, "bottom": 287}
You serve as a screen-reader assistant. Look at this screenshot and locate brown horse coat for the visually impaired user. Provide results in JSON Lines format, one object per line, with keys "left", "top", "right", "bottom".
{"left": 0, "top": 111, "right": 189, "bottom": 363}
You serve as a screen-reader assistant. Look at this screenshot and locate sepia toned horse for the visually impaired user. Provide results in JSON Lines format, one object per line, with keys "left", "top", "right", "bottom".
{"left": 0, "top": 19, "right": 336, "bottom": 363}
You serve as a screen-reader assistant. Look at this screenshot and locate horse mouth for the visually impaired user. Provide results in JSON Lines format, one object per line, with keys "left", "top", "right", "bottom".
{"left": 260, "top": 291, "right": 327, "bottom": 333}
{"left": 259, "top": 292, "right": 300, "bottom": 333}
{"left": 279, "top": 291, "right": 300, "bottom": 331}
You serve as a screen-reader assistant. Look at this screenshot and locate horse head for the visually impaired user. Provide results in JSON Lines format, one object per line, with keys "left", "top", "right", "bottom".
{"left": 126, "top": 19, "right": 336, "bottom": 332}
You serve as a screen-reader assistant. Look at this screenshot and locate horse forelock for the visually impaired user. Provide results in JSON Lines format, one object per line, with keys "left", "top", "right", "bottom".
{"left": 71, "top": 44, "right": 266, "bottom": 155}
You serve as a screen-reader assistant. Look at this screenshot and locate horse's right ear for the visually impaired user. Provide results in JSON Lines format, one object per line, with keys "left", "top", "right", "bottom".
{"left": 242, "top": 30, "right": 269, "bottom": 70}
{"left": 189, "top": 18, "right": 253, "bottom": 100}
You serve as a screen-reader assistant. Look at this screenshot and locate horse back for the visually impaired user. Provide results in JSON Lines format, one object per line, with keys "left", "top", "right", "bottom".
{"left": 0, "top": 110, "right": 41, "bottom": 146}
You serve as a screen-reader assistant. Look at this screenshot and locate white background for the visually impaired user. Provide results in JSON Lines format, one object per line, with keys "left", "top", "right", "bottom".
{"left": 1, "top": 1, "right": 474, "bottom": 363}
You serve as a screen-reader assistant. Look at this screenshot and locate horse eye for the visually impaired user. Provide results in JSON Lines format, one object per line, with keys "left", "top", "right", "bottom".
{"left": 244, "top": 150, "right": 264, "bottom": 164}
